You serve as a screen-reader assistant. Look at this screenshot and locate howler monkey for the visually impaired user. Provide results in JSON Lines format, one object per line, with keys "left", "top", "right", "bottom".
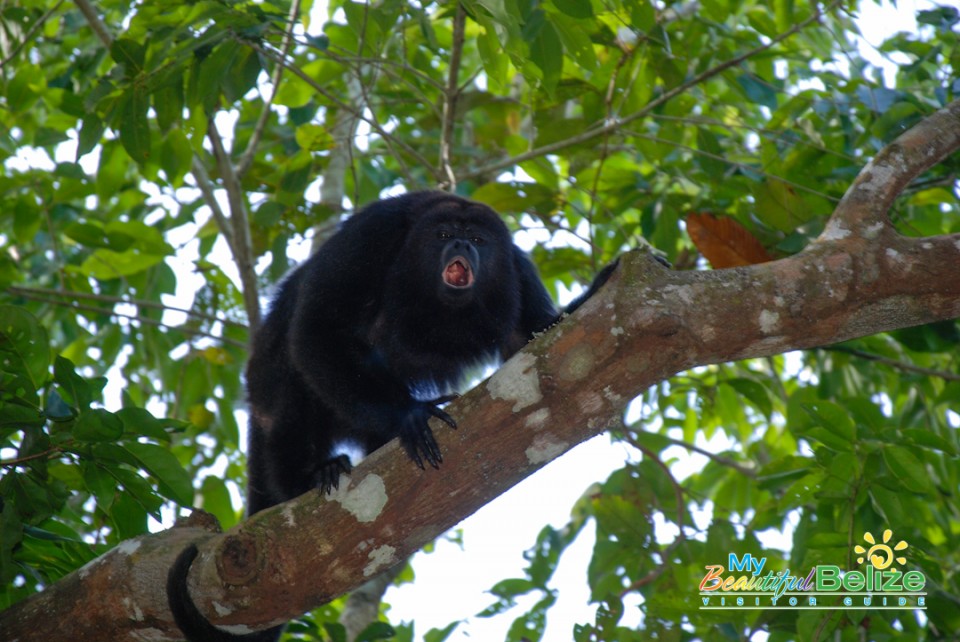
{"left": 167, "top": 191, "right": 614, "bottom": 641}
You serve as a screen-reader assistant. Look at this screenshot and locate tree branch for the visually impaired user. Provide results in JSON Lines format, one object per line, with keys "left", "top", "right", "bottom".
{"left": 824, "top": 346, "right": 960, "bottom": 382}
{"left": 7, "top": 290, "right": 247, "bottom": 349}
{"left": 438, "top": 3, "right": 467, "bottom": 190}
{"left": 206, "top": 118, "right": 262, "bottom": 332}
{"left": 7, "top": 285, "right": 245, "bottom": 329}
{"left": 235, "top": 0, "right": 302, "bottom": 178}
{"left": 72, "top": 0, "right": 112, "bottom": 48}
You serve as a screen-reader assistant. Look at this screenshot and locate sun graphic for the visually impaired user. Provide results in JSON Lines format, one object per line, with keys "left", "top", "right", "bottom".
{"left": 854, "top": 529, "right": 908, "bottom": 570}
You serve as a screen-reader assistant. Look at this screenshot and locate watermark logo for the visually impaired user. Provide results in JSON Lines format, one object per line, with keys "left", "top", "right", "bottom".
{"left": 699, "top": 529, "right": 926, "bottom": 610}
{"left": 855, "top": 529, "right": 908, "bottom": 568}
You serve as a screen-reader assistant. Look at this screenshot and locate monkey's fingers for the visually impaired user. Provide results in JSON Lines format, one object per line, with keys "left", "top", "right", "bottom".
{"left": 314, "top": 455, "right": 352, "bottom": 494}
{"left": 420, "top": 432, "right": 443, "bottom": 469}
{"left": 427, "top": 406, "right": 458, "bottom": 429}
{"left": 427, "top": 393, "right": 460, "bottom": 405}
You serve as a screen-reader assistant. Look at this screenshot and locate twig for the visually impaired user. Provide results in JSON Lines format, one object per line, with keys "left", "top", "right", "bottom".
{"left": 825, "top": 345, "right": 960, "bottom": 382}
{"left": 622, "top": 128, "right": 840, "bottom": 202}
{"left": 0, "top": 0, "right": 66, "bottom": 67}
{"left": 620, "top": 437, "right": 690, "bottom": 593}
{"left": 438, "top": 3, "right": 467, "bottom": 190}
{"left": 72, "top": 0, "right": 113, "bottom": 47}
{"left": 654, "top": 433, "right": 757, "bottom": 477}
{"left": 7, "top": 285, "right": 246, "bottom": 328}
{"left": 236, "top": 0, "right": 302, "bottom": 178}
{"left": 459, "top": 0, "right": 842, "bottom": 182}
{"left": 245, "top": 38, "right": 442, "bottom": 182}
{"left": 189, "top": 157, "right": 235, "bottom": 251}
{"left": 0, "top": 447, "right": 63, "bottom": 468}
{"left": 18, "top": 292, "right": 246, "bottom": 348}
{"left": 206, "top": 119, "right": 262, "bottom": 331}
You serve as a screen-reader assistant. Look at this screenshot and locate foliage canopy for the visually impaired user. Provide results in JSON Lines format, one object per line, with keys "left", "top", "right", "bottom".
{"left": 1, "top": 0, "right": 959, "bottom": 639}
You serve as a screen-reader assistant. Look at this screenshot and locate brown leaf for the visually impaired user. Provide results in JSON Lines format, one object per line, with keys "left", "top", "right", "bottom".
{"left": 685, "top": 212, "right": 774, "bottom": 268}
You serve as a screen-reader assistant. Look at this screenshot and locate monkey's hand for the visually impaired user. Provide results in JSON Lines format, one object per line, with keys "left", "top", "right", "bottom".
{"left": 398, "top": 399, "right": 457, "bottom": 470}
{"left": 313, "top": 454, "right": 353, "bottom": 494}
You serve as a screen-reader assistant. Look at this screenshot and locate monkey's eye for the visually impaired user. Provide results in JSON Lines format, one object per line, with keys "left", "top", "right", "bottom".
{"left": 438, "top": 231, "right": 452, "bottom": 240}
{"left": 470, "top": 236, "right": 485, "bottom": 245}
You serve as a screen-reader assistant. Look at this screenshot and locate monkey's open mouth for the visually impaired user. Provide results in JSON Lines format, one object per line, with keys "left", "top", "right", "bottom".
{"left": 443, "top": 257, "right": 474, "bottom": 288}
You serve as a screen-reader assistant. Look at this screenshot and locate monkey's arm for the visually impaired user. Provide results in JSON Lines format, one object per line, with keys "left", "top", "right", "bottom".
{"left": 286, "top": 282, "right": 455, "bottom": 471}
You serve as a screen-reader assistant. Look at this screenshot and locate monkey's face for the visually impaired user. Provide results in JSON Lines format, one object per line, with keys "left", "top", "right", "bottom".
{"left": 408, "top": 207, "right": 513, "bottom": 308}
{"left": 433, "top": 222, "right": 493, "bottom": 306}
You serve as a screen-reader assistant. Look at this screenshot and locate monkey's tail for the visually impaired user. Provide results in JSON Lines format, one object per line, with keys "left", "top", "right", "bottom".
{"left": 166, "top": 543, "right": 283, "bottom": 642}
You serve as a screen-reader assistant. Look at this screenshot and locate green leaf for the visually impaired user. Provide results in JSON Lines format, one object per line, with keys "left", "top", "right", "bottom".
{"left": 546, "top": 11, "right": 596, "bottom": 70}
{"left": 223, "top": 46, "right": 262, "bottom": 103}
{"left": 800, "top": 400, "right": 856, "bottom": 443}
{"left": 53, "top": 356, "right": 92, "bottom": 410}
{"left": 526, "top": 13, "right": 562, "bottom": 95}
{"left": 13, "top": 198, "right": 42, "bottom": 243}
{"left": 197, "top": 40, "right": 241, "bottom": 108}
{"left": 110, "top": 38, "right": 146, "bottom": 76}
{"left": 73, "top": 409, "right": 124, "bottom": 442}
{"left": 112, "top": 492, "right": 149, "bottom": 539}
{"left": 154, "top": 73, "right": 185, "bottom": 134}
{"left": 295, "top": 124, "right": 336, "bottom": 152}
{"left": 82, "top": 462, "right": 119, "bottom": 508}
{"left": 95, "top": 141, "right": 128, "bottom": 201}
{"left": 124, "top": 442, "right": 194, "bottom": 505}
{"left": 78, "top": 249, "right": 168, "bottom": 279}
{"left": 160, "top": 127, "right": 193, "bottom": 185}
{"left": 199, "top": 476, "right": 237, "bottom": 529}
{"left": 882, "top": 445, "right": 936, "bottom": 495}
{"left": 77, "top": 115, "right": 105, "bottom": 159}
{"left": 6, "top": 64, "right": 44, "bottom": 113}
{"left": 355, "top": 621, "right": 396, "bottom": 641}
{"left": 736, "top": 72, "right": 778, "bottom": 109}
{"left": 0, "top": 306, "right": 50, "bottom": 398}
{"left": 118, "top": 84, "right": 151, "bottom": 164}
{"left": 550, "top": 0, "right": 593, "bottom": 19}
{"left": 117, "top": 407, "right": 176, "bottom": 441}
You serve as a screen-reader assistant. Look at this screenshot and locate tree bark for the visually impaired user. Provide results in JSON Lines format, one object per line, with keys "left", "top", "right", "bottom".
{"left": 2, "top": 100, "right": 958, "bottom": 641}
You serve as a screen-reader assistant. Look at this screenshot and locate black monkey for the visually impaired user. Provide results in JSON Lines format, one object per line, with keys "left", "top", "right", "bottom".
{"left": 167, "top": 191, "right": 615, "bottom": 641}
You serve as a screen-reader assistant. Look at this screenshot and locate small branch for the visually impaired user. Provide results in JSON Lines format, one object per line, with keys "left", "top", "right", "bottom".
{"left": 621, "top": 437, "right": 689, "bottom": 593}
{"left": 0, "top": 0, "right": 66, "bottom": 67}
{"left": 189, "top": 157, "right": 235, "bottom": 252}
{"left": 0, "top": 447, "right": 62, "bottom": 468}
{"left": 72, "top": 0, "right": 113, "bottom": 47}
{"left": 206, "top": 119, "right": 262, "bottom": 331}
{"left": 649, "top": 432, "right": 758, "bottom": 477}
{"left": 236, "top": 0, "right": 302, "bottom": 178}
{"left": 7, "top": 285, "right": 246, "bottom": 329}
{"left": 459, "top": 0, "right": 842, "bottom": 182}
{"left": 438, "top": 3, "right": 467, "bottom": 190}
{"left": 245, "top": 38, "right": 442, "bottom": 182}
{"left": 622, "top": 128, "right": 839, "bottom": 203}
{"left": 15, "top": 291, "right": 246, "bottom": 348}
{"left": 824, "top": 346, "right": 960, "bottom": 382}
{"left": 823, "top": 98, "right": 960, "bottom": 234}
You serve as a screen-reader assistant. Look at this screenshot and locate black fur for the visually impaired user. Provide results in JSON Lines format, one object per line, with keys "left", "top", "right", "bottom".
{"left": 167, "top": 191, "right": 614, "bottom": 641}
